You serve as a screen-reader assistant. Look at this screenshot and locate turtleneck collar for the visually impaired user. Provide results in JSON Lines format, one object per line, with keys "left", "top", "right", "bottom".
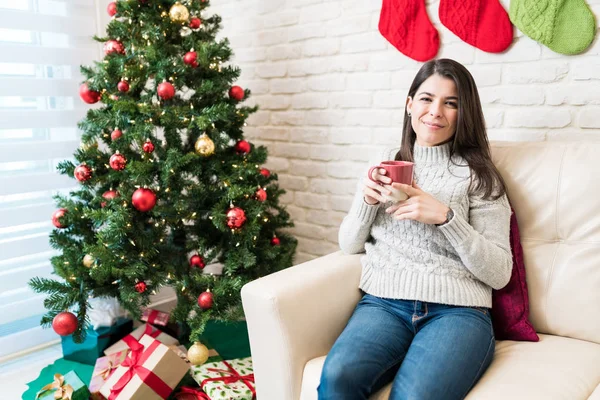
{"left": 413, "top": 141, "right": 452, "bottom": 163}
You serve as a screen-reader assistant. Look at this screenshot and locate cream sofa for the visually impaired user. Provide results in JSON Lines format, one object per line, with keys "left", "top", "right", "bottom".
{"left": 241, "top": 141, "right": 600, "bottom": 400}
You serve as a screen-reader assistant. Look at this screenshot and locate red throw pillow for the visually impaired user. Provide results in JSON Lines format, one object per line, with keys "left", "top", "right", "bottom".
{"left": 491, "top": 208, "right": 539, "bottom": 341}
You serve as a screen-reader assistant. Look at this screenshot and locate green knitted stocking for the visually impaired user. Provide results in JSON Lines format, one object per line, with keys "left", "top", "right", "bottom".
{"left": 509, "top": 0, "right": 596, "bottom": 55}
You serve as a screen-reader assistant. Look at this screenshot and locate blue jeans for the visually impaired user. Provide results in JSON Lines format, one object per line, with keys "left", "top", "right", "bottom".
{"left": 318, "top": 294, "right": 495, "bottom": 400}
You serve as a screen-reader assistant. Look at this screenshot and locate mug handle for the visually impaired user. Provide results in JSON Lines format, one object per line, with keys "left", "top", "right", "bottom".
{"left": 368, "top": 166, "right": 386, "bottom": 182}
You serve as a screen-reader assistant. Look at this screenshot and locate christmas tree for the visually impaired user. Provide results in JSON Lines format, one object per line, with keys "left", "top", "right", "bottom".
{"left": 29, "top": 0, "right": 297, "bottom": 344}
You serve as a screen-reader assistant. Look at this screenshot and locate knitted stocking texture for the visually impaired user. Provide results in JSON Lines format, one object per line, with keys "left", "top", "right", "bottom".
{"left": 439, "top": 0, "right": 513, "bottom": 53}
{"left": 378, "top": 0, "right": 440, "bottom": 61}
{"left": 509, "top": 0, "right": 596, "bottom": 54}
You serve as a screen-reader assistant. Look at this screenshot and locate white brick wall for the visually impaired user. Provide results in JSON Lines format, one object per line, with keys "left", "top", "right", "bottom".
{"left": 101, "top": 0, "right": 600, "bottom": 264}
{"left": 207, "top": 0, "right": 600, "bottom": 264}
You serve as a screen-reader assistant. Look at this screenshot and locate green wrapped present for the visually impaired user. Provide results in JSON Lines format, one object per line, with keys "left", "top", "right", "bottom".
{"left": 35, "top": 371, "right": 90, "bottom": 400}
{"left": 191, "top": 357, "right": 255, "bottom": 399}
{"left": 61, "top": 317, "right": 133, "bottom": 365}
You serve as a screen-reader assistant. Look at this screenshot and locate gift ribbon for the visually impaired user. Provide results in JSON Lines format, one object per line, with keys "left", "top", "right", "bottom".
{"left": 176, "top": 386, "right": 211, "bottom": 400}
{"left": 93, "top": 358, "right": 122, "bottom": 380}
{"left": 35, "top": 373, "right": 74, "bottom": 400}
{"left": 108, "top": 338, "right": 172, "bottom": 400}
{"left": 121, "top": 323, "right": 160, "bottom": 349}
{"left": 200, "top": 359, "right": 256, "bottom": 399}
{"left": 145, "top": 309, "right": 167, "bottom": 325}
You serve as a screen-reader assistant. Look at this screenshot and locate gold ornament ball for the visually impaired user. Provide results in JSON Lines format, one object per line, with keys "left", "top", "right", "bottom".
{"left": 83, "top": 254, "right": 94, "bottom": 268}
{"left": 187, "top": 342, "right": 209, "bottom": 365}
{"left": 195, "top": 133, "right": 215, "bottom": 156}
{"left": 169, "top": 2, "right": 190, "bottom": 23}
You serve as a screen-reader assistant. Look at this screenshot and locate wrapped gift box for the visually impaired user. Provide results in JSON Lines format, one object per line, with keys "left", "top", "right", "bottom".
{"left": 36, "top": 371, "right": 91, "bottom": 400}
{"left": 62, "top": 317, "right": 133, "bottom": 365}
{"left": 141, "top": 309, "right": 170, "bottom": 327}
{"left": 89, "top": 350, "right": 129, "bottom": 400}
{"left": 191, "top": 357, "right": 255, "bottom": 400}
{"left": 100, "top": 334, "right": 189, "bottom": 400}
{"left": 104, "top": 323, "right": 178, "bottom": 356}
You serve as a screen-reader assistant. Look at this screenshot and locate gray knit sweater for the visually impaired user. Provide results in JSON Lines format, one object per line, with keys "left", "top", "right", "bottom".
{"left": 338, "top": 142, "right": 512, "bottom": 308}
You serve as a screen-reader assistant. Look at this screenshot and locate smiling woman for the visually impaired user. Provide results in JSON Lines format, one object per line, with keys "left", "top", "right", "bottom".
{"left": 0, "top": 0, "right": 100, "bottom": 360}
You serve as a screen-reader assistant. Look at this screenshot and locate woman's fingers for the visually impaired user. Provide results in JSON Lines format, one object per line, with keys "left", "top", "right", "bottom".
{"left": 371, "top": 168, "right": 392, "bottom": 184}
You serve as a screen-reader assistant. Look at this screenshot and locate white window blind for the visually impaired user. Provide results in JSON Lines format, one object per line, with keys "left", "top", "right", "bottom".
{"left": 0, "top": 0, "right": 101, "bottom": 359}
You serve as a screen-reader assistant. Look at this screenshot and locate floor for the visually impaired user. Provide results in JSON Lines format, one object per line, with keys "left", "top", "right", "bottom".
{"left": 0, "top": 344, "right": 61, "bottom": 399}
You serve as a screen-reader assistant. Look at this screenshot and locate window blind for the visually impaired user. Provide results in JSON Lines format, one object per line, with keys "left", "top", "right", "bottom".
{"left": 0, "top": 0, "right": 100, "bottom": 359}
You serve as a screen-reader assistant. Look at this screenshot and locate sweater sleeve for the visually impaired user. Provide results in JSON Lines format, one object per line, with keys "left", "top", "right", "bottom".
{"left": 437, "top": 191, "right": 513, "bottom": 290}
{"left": 337, "top": 148, "right": 397, "bottom": 255}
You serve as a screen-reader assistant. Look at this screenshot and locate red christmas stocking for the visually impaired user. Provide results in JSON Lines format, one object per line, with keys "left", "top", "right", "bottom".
{"left": 378, "top": 0, "right": 440, "bottom": 62}
{"left": 439, "top": 0, "right": 513, "bottom": 53}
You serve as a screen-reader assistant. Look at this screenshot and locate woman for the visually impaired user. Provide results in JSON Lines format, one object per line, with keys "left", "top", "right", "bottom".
{"left": 318, "top": 59, "right": 512, "bottom": 400}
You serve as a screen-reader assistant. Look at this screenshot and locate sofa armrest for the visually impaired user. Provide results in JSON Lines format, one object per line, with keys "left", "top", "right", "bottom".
{"left": 241, "top": 250, "right": 363, "bottom": 400}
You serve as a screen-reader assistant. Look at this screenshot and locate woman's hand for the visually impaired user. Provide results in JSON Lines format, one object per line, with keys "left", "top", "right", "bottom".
{"left": 385, "top": 182, "right": 450, "bottom": 224}
{"left": 363, "top": 168, "right": 392, "bottom": 205}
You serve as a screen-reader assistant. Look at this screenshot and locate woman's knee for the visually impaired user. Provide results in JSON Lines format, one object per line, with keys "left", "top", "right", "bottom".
{"left": 318, "top": 355, "right": 364, "bottom": 397}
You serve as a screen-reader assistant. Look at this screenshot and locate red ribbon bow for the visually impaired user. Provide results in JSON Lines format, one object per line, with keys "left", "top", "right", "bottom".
{"left": 121, "top": 323, "right": 161, "bottom": 349}
{"left": 200, "top": 360, "right": 256, "bottom": 399}
{"left": 108, "top": 338, "right": 172, "bottom": 400}
{"left": 175, "top": 386, "right": 211, "bottom": 400}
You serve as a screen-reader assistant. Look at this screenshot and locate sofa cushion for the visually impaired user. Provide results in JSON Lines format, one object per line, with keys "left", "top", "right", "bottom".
{"left": 490, "top": 208, "right": 538, "bottom": 341}
{"left": 300, "top": 334, "right": 600, "bottom": 400}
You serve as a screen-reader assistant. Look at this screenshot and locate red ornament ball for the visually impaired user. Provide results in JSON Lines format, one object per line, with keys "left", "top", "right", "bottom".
{"left": 271, "top": 237, "right": 281, "bottom": 246}
{"left": 259, "top": 168, "right": 271, "bottom": 178}
{"left": 135, "top": 281, "right": 147, "bottom": 293}
{"left": 190, "top": 254, "right": 206, "bottom": 269}
{"left": 234, "top": 140, "right": 251, "bottom": 154}
{"left": 183, "top": 51, "right": 198, "bottom": 68}
{"left": 189, "top": 17, "right": 202, "bottom": 29}
{"left": 226, "top": 207, "right": 247, "bottom": 229}
{"left": 255, "top": 188, "right": 267, "bottom": 202}
{"left": 142, "top": 140, "right": 155, "bottom": 153}
{"left": 52, "top": 312, "right": 78, "bottom": 336}
{"left": 157, "top": 82, "right": 175, "bottom": 100}
{"left": 228, "top": 86, "right": 244, "bottom": 101}
{"left": 132, "top": 188, "right": 157, "bottom": 212}
{"left": 107, "top": 2, "right": 117, "bottom": 16}
{"left": 74, "top": 164, "right": 92, "bottom": 182}
{"left": 109, "top": 152, "right": 127, "bottom": 171}
{"left": 52, "top": 208, "right": 68, "bottom": 228}
{"left": 79, "top": 83, "right": 101, "bottom": 104}
{"left": 198, "top": 291, "right": 213, "bottom": 310}
{"left": 111, "top": 128, "right": 122, "bottom": 141}
{"left": 101, "top": 190, "right": 118, "bottom": 208}
{"left": 104, "top": 39, "right": 125, "bottom": 56}
{"left": 117, "top": 80, "right": 130, "bottom": 92}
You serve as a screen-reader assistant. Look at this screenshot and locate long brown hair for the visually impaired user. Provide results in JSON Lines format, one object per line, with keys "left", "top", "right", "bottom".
{"left": 395, "top": 58, "right": 506, "bottom": 200}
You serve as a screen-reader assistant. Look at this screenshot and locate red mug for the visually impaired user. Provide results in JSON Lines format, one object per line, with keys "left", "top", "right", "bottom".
{"left": 368, "top": 161, "right": 414, "bottom": 202}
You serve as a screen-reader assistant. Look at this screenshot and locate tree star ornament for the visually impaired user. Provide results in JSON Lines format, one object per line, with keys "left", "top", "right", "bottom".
{"left": 169, "top": 2, "right": 190, "bottom": 23}
{"left": 194, "top": 133, "right": 215, "bottom": 156}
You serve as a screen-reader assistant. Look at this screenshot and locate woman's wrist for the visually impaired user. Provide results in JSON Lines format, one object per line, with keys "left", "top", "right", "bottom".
{"left": 364, "top": 196, "right": 379, "bottom": 205}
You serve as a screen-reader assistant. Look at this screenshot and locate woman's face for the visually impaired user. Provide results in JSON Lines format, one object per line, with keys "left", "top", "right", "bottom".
{"left": 406, "top": 74, "right": 458, "bottom": 147}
